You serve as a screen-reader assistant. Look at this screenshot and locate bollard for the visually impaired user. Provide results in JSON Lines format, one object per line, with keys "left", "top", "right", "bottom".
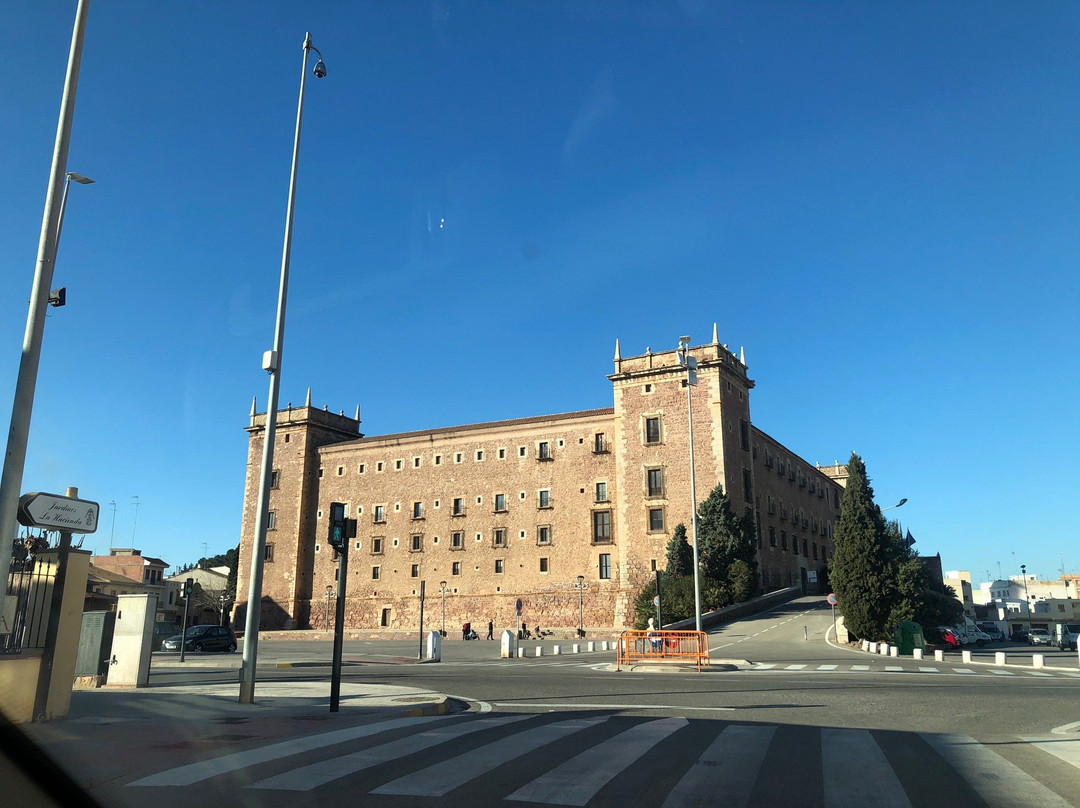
{"left": 962, "top": 650, "right": 971, "bottom": 664}
{"left": 601, "top": 641, "right": 609, "bottom": 651}
{"left": 588, "top": 641, "right": 595, "bottom": 652}
{"left": 517, "top": 647, "right": 525, "bottom": 658}
{"left": 934, "top": 649, "right": 944, "bottom": 662}
{"left": 862, "top": 640, "right": 869, "bottom": 652}
{"left": 879, "top": 644, "right": 889, "bottom": 656}
{"left": 913, "top": 648, "right": 923, "bottom": 660}
{"left": 500, "top": 629, "right": 517, "bottom": 660}
{"left": 553, "top": 645, "right": 561, "bottom": 655}
{"left": 572, "top": 644, "right": 580, "bottom": 654}
{"left": 995, "top": 651, "right": 1006, "bottom": 666}
{"left": 869, "top": 642, "right": 878, "bottom": 654}
{"left": 804, "top": 626, "right": 808, "bottom": 641}
{"left": 890, "top": 646, "right": 898, "bottom": 658}
{"left": 1033, "top": 654, "right": 1044, "bottom": 669}
{"left": 535, "top": 646, "right": 544, "bottom": 657}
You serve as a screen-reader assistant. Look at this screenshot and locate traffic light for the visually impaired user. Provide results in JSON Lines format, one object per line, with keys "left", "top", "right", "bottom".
{"left": 327, "top": 502, "right": 355, "bottom": 551}
{"left": 184, "top": 578, "right": 194, "bottom": 596}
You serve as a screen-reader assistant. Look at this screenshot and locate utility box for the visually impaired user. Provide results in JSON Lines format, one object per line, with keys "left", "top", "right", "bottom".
{"left": 106, "top": 594, "right": 156, "bottom": 687}
{"left": 76, "top": 611, "right": 115, "bottom": 677}
{"left": 894, "top": 621, "right": 925, "bottom": 656}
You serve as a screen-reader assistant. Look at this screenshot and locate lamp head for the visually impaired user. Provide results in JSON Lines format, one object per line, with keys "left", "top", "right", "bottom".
{"left": 66, "top": 172, "right": 94, "bottom": 185}
{"left": 313, "top": 58, "right": 327, "bottom": 79}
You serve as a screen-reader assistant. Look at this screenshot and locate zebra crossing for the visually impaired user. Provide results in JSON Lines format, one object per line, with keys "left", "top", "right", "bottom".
{"left": 751, "top": 662, "right": 1080, "bottom": 679}
{"left": 127, "top": 711, "right": 1080, "bottom": 806}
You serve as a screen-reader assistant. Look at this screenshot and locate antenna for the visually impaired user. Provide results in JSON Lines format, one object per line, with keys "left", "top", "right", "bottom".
{"left": 131, "top": 495, "right": 140, "bottom": 544}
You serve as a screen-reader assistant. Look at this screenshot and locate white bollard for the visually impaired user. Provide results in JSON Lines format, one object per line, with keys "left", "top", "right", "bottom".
{"left": 879, "top": 644, "right": 889, "bottom": 656}
{"left": 572, "top": 644, "right": 580, "bottom": 654}
{"left": 890, "top": 646, "right": 898, "bottom": 658}
{"left": 535, "top": 646, "right": 544, "bottom": 657}
{"left": 553, "top": 645, "right": 561, "bottom": 655}
{"left": 934, "top": 650, "right": 944, "bottom": 662}
{"left": 588, "top": 641, "right": 596, "bottom": 652}
{"left": 995, "top": 651, "right": 1006, "bottom": 666}
{"left": 517, "top": 647, "right": 525, "bottom": 658}
{"left": 602, "top": 640, "right": 609, "bottom": 651}
{"left": 913, "top": 648, "right": 923, "bottom": 660}
{"left": 1033, "top": 654, "right": 1044, "bottom": 669}
{"left": 426, "top": 631, "right": 442, "bottom": 662}
{"left": 869, "top": 642, "right": 878, "bottom": 654}
{"left": 862, "top": 640, "right": 869, "bottom": 652}
{"left": 962, "top": 650, "right": 972, "bottom": 663}
{"left": 500, "top": 629, "right": 517, "bottom": 659}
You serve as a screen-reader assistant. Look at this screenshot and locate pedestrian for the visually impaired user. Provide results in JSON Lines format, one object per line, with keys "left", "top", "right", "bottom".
{"left": 462, "top": 621, "right": 470, "bottom": 641}
{"left": 487, "top": 620, "right": 494, "bottom": 640}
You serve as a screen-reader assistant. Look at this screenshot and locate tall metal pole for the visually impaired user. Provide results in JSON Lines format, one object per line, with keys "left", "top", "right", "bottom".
{"left": 440, "top": 581, "right": 447, "bottom": 636}
{"left": 329, "top": 548, "right": 347, "bottom": 712}
{"left": 241, "top": 33, "right": 321, "bottom": 704}
{"left": 418, "top": 580, "right": 426, "bottom": 659}
{"left": 679, "top": 337, "right": 703, "bottom": 632}
{"left": 577, "top": 575, "right": 585, "bottom": 637}
{"left": 0, "top": 0, "right": 90, "bottom": 582}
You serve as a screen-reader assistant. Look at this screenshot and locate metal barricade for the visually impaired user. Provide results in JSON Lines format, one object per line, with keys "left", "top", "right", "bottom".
{"left": 616, "top": 629, "right": 711, "bottom": 672}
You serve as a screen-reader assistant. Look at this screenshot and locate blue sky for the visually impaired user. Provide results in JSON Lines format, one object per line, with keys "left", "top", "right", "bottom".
{"left": 2, "top": 2, "right": 1077, "bottom": 585}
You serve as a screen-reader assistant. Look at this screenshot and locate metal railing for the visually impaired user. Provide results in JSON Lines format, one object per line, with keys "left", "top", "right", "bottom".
{"left": 616, "top": 629, "right": 711, "bottom": 672}
{"left": 3, "top": 534, "right": 59, "bottom": 655}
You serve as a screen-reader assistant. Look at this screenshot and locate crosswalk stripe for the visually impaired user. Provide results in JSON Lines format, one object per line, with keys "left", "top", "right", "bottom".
{"left": 661, "top": 724, "right": 775, "bottom": 808}
{"left": 371, "top": 716, "right": 608, "bottom": 796}
{"left": 127, "top": 714, "right": 452, "bottom": 787}
{"left": 1029, "top": 671, "right": 1052, "bottom": 677}
{"left": 506, "top": 717, "right": 688, "bottom": 805}
{"left": 817, "top": 664, "right": 838, "bottom": 671}
{"left": 755, "top": 663, "right": 776, "bottom": 670}
{"left": 785, "top": 664, "right": 806, "bottom": 670}
{"left": 953, "top": 668, "right": 974, "bottom": 674}
{"left": 1021, "top": 736, "right": 1080, "bottom": 771}
{"left": 921, "top": 733, "right": 1075, "bottom": 808}
{"left": 822, "top": 729, "right": 912, "bottom": 808}
{"left": 988, "top": 669, "right": 1014, "bottom": 676}
{"left": 918, "top": 667, "right": 939, "bottom": 673}
{"left": 851, "top": 665, "right": 869, "bottom": 671}
{"left": 249, "top": 714, "right": 530, "bottom": 791}
{"left": 884, "top": 666, "right": 903, "bottom": 672}
{"left": 1059, "top": 672, "right": 1080, "bottom": 678}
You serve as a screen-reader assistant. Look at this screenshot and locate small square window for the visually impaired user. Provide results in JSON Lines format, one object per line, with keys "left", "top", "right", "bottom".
{"left": 455, "top": 453, "right": 463, "bottom": 463}
{"left": 518, "top": 446, "right": 526, "bottom": 457}
{"left": 337, "top": 466, "right": 344, "bottom": 476}
{"left": 376, "top": 461, "right": 384, "bottom": 472}
{"left": 435, "top": 455, "right": 442, "bottom": 466}
{"left": 476, "top": 450, "right": 484, "bottom": 461}
{"left": 414, "top": 457, "right": 421, "bottom": 468}
{"left": 498, "top": 448, "right": 506, "bottom": 459}
{"left": 358, "top": 464, "right": 365, "bottom": 474}
{"left": 395, "top": 459, "right": 403, "bottom": 470}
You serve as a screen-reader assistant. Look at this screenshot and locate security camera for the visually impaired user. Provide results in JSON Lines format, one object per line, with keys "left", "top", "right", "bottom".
{"left": 313, "top": 59, "right": 327, "bottom": 79}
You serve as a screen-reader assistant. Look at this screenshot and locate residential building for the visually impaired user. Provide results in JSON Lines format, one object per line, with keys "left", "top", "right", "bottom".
{"left": 89, "top": 548, "right": 170, "bottom": 621}
{"left": 235, "top": 330, "right": 845, "bottom": 632}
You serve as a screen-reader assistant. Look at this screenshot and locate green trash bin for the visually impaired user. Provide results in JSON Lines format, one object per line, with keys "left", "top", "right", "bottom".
{"left": 894, "top": 621, "right": 925, "bottom": 656}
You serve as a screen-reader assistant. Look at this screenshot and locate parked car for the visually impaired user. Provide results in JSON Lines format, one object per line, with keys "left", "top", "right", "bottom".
{"left": 1056, "top": 622, "right": 1080, "bottom": 651}
{"left": 161, "top": 624, "right": 236, "bottom": 653}
{"left": 151, "top": 621, "right": 180, "bottom": 651}
{"left": 1027, "top": 628, "right": 1053, "bottom": 647}
{"left": 1011, "top": 626, "right": 1030, "bottom": 643}
{"left": 976, "top": 623, "right": 1004, "bottom": 642}
{"left": 935, "top": 627, "right": 963, "bottom": 649}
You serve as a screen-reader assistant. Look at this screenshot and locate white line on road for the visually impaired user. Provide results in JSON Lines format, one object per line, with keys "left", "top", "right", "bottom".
{"left": 851, "top": 665, "right": 869, "bottom": 671}
{"left": 817, "top": 665, "right": 838, "bottom": 671}
{"left": 885, "top": 666, "right": 903, "bottom": 672}
{"left": 491, "top": 703, "right": 735, "bottom": 712}
{"left": 785, "top": 664, "right": 806, "bottom": 670}
{"left": 822, "top": 729, "right": 912, "bottom": 808}
{"left": 1021, "top": 736, "right": 1080, "bottom": 771}
{"left": 662, "top": 724, "right": 776, "bottom": 808}
{"left": 918, "top": 667, "right": 939, "bottom": 673}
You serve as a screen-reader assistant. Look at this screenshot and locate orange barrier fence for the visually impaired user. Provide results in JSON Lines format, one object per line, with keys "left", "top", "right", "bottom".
{"left": 616, "top": 630, "right": 711, "bottom": 672}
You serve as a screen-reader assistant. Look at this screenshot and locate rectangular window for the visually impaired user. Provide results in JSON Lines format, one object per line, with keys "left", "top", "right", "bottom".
{"left": 648, "top": 507, "right": 665, "bottom": 532}
{"left": 740, "top": 419, "right": 750, "bottom": 451}
{"left": 394, "top": 460, "right": 403, "bottom": 470}
{"left": 813, "top": 542, "right": 818, "bottom": 560}
{"left": 263, "top": 544, "right": 274, "bottom": 562}
{"left": 538, "top": 525, "right": 552, "bottom": 545}
{"left": 411, "top": 535, "right": 423, "bottom": 552}
{"left": 593, "top": 510, "right": 612, "bottom": 543}
{"left": 802, "top": 539, "right": 809, "bottom": 556}
{"left": 498, "top": 448, "right": 506, "bottom": 459}
{"left": 452, "top": 498, "right": 465, "bottom": 516}
{"left": 267, "top": 511, "right": 277, "bottom": 530}
{"left": 647, "top": 468, "right": 664, "bottom": 497}
{"left": 495, "top": 559, "right": 504, "bottom": 574}
{"left": 410, "top": 564, "right": 419, "bottom": 578}
{"left": 455, "top": 453, "right": 463, "bottom": 463}
{"left": 451, "top": 531, "right": 463, "bottom": 549}
{"left": 358, "top": 464, "right": 365, "bottom": 474}
{"left": 595, "top": 482, "right": 608, "bottom": 503}
{"left": 372, "top": 537, "right": 383, "bottom": 554}
{"left": 412, "top": 501, "right": 423, "bottom": 519}
{"left": 645, "top": 416, "right": 661, "bottom": 444}
{"left": 414, "top": 457, "right": 421, "bottom": 468}
{"left": 270, "top": 470, "right": 280, "bottom": 489}
{"left": 452, "top": 561, "right": 461, "bottom": 576}
{"left": 538, "top": 441, "right": 552, "bottom": 460}
{"left": 374, "top": 505, "right": 385, "bottom": 523}
{"left": 769, "top": 526, "right": 777, "bottom": 547}
{"left": 434, "top": 455, "right": 442, "bottom": 465}
{"left": 594, "top": 433, "right": 607, "bottom": 453}
{"left": 476, "top": 450, "right": 484, "bottom": 461}
{"left": 493, "top": 529, "right": 506, "bottom": 547}
{"left": 372, "top": 566, "right": 380, "bottom": 580}
{"left": 743, "top": 469, "right": 753, "bottom": 503}
{"left": 540, "top": 558, "right": 549, "bottom": 573}
{"left": 538, "top": 489, "right": 551, "bottom": 509}
{"left": 494, "top": 493, "right": 506, "bottom": 512}
{"left": 781, "top": 531, "right": 788, "bottom": 551}
{"left": 599, "top": 553, "right": 611, "bottom": 580}
{"left": 381, "top": 608, "right": 391, "bottom": 627}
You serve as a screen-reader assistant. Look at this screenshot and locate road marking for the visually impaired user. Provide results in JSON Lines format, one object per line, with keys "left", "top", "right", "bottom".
{"left": 988, "top": 669, "right": 1014, "bottom": 676}
{"left": 1028, "top": 672, "right": 1052, "bottom": 677}
{"left": 507, "top": 717, "right": 687, "bottom": 805}
{"left": 885, "top": 666, "right": 903, "bottom": 672}
{"left": 754, "top": 663, "right": 776, "bottom": 670}
{"left": 1058, "top": 672, "right": 1080, "bottom": 678}
{"left": 918, "top": 667, "right": 939, "bottom": 673}
{"left": 373, "top": 716, "right": 608, "bottom": 796}
{"left": 952, "top": 668, "right": 974, "bottom": 674}
{"left": 490, "top": 703, "right": 735, "bottom": 712}
{"left": 249, "top": 714, "right": 531, "bottom": 790}
{"left": 922, "top": 732, "right": 1074, "bottom": 808}
{"left": 817, "top": 664, "right": 838, "bottom": 671}
{"left": 128, "top": 714, "right": 454, "bottom": 787}
{"left": 1021, "top": 736, "right": 1080, "bottom": 771}
{"left": 785, "top": 664, "right": 806, "bottom": 670}
{"left": 822, "top": 729, "right": 912, "bottom": 808}
{"left": 662, "top": 724, "right": 775, "bottom": 808}
{"left": 851, "top": 665, "right": 869, "bottom": 671}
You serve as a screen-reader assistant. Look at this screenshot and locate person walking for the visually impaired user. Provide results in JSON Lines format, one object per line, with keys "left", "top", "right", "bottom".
{"left": 487, "top": 620, "right": 494, "bottom": 640}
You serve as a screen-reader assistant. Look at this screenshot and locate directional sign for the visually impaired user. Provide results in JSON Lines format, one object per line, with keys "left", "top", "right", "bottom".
{"left": 17, "top": 492, "right": 99, "bottom": 534}
{"left": 826, "top": 592, "right": 838, "bottom": 606}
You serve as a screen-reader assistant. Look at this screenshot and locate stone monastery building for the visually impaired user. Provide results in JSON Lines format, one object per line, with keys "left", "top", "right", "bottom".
{"left": 235, "top": 328, "right": 847, "bottom": 632}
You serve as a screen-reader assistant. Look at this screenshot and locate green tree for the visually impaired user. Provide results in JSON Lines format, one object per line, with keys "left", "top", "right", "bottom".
{"left": 829, "top": 453, "right": 902, "bottom": 641}
{"left": 665, "top": 523, "right": 694, "bottom": 577}
{"left": 696, "top": 483, "right": 757, "bottom": 590}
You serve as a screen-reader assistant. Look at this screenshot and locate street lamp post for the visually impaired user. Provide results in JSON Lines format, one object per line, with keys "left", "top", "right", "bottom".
{"left": 1020, "top": 564, "right": 1030, "bottom": 630}
{"left": 575, "top": 575, "right": 587, "bottom": 638}
{"left": 676, "top": 336, "right": 703, "bottom": 632}
{"left": 439, "top": 581, "right": 448, "bottom": 637}
{"left": 240, "top": 33, "right": 326, "bottom": 705}
{"left": 0, "top": 0, "right": 92, "bottom": 580}
{"left": 882, "top": 498, "right": 907, "bottom": 513}
{"left": 219, "top": 591, "right": 226, "bottom": 626}
{"left": 324, "top": 585, "right": 333, "bottom": 630}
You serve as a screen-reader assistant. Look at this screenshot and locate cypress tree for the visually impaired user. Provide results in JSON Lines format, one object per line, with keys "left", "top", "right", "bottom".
{"left": 665, "top": 523, "right": 694, "bottom": 577}
{"left": 696, "top": 483, "right": 756, "bottom": 585}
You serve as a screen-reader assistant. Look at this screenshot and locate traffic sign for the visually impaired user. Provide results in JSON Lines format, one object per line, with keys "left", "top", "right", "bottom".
{"left": 653, "top": 595, "right": 660, "bottom": 608}
{"left": 17, "top": 492, "right": 99, "bottom": 533}
{"left": 826, "top": 593, "right": 838, "bottom": 606}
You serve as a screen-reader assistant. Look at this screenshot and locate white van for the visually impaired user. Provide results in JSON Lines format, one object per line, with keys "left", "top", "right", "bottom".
{"left": 1056, "top": 622, "right": 1080, "bottom": 651}
{"left": 954, "top": 620, "right": 993, "bottom": 647}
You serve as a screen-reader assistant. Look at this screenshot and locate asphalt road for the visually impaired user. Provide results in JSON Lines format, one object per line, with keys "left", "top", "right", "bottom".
{"left": 28, "top": 596, "right": 1080, "bottom": 807}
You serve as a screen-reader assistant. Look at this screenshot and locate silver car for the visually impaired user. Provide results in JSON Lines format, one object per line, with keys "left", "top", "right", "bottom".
{"left": 1028, "top": 628, "right": 1053, "bottom": 646}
